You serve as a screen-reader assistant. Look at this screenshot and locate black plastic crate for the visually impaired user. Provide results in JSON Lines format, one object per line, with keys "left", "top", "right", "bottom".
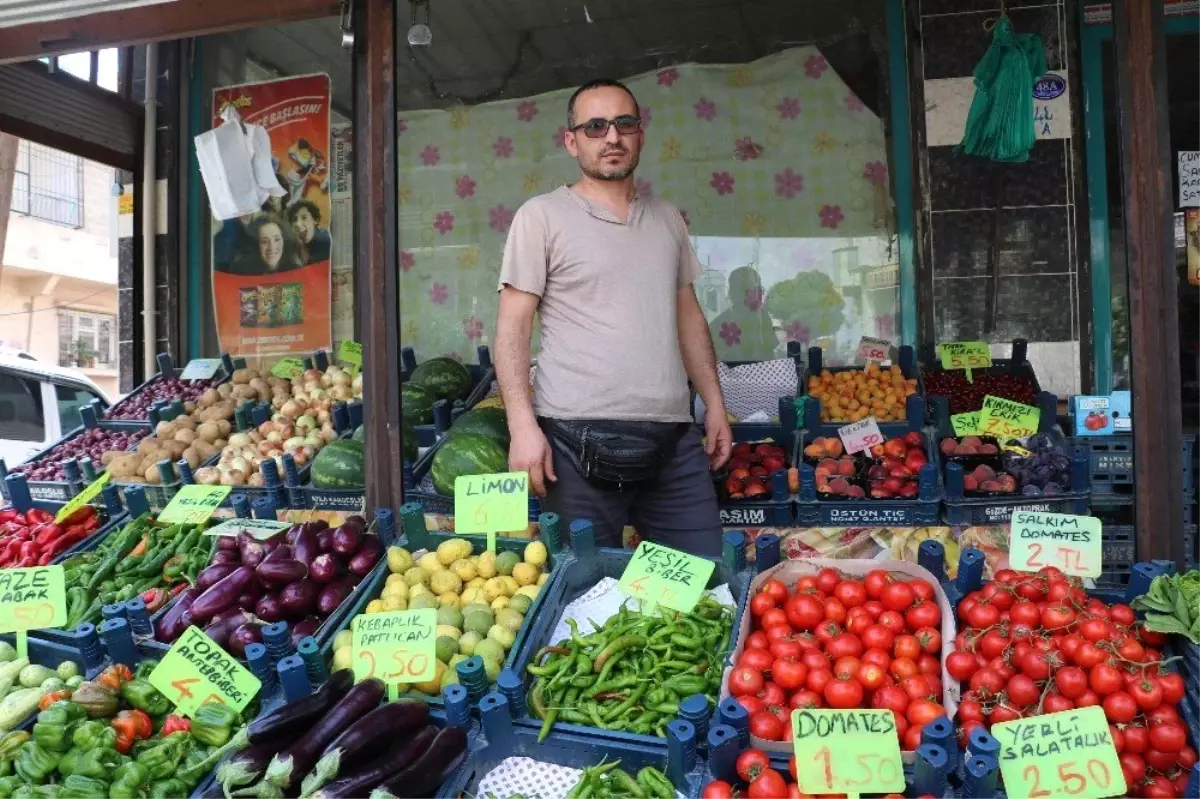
{"left": 0, "top": 417, "right": 151, "bottom": 502}
{"left": 802, "top": 345, "right": 926, "bottom": 438}
{"left": 1072, "top": 432, "right": 1197, "bottom": 497}
{"left": 401, "top": 345, "right": 496, "bottom": 448}
{"left": 714, "top": 426, "right": 795, "bottom": 527}
{"left": 1091, "top": 494, "right": 1197, "bottom": 526}
{"left": 403, "top": 430, "right": 540, "bottom": 521}
{"left": 103, "top": 352, "right": 233, "bottom": 423}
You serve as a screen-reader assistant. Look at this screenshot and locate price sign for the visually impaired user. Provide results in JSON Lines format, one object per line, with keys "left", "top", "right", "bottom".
{"left": 792, "top": 709, "right": 905, "bottom": 797}
{"left": 454, "top": 472, "right": 528, "bottom": 552}
{"left": 352, "top": 609, "right": 437, "bottom": 698}
{"left": 55, "top": 472, "right": 111, "bottom": 524}
{"left": 0, "top": 567, "right": 66, "bottom": 632}
{"left": 158, "top": 485, "right": 231, "bottom": 525}
{"left": 179, "top": 359, "right": 222, "bottom": 380}
{"left": 204, "top": 518, "right": 291, "bottom": 538}
{"left": 992, "top": 707, "right": 1125, "bottom": 799}
{"left": 837, "top": 416, "right": 883, "bottom": 455}
{"left": 337, "top": 340, "right": 362, "bottom": 367}
{"left": 1009, "top": 511, "right": 1101, "bottom": 578}
{"left": 978, "top": 395, "right": 1041, "bottom": 440}
{"left": 950, "top": 412, "right": 981, "bottom": 437}
{"left": 938, "top": 341, "right": 993, "bottom": 370}
{"left": 1001, "top": 443, "right": 1033, "bottom": 457}
{"left": 618, "top": 541, "right": 714, "bottom": 614}
{"left": 270, "top": 357, "right": 305, "bottom": 379}
{"left": 856, "top": 336, "right": 891, "bottom": 363}
{"left": 148, "top": 626, "right": 261, "bottom": 718}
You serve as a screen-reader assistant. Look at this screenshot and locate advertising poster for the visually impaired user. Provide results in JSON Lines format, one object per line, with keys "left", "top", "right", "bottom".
{"left": 211, "top": 74, "right": 333, "bottom": 356}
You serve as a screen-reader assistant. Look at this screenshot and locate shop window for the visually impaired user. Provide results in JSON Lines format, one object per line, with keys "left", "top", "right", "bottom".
{"left": 57, "top": 310, "right": 115, "bottom": 368}
{"left": 394, "top": 2, "right": 900, "bottom": 366}
{"left": 0, "top": 374, "right": 44, "bottom": 443}
{"left": 11, "top": 140, "right": 83, "bottom": 228}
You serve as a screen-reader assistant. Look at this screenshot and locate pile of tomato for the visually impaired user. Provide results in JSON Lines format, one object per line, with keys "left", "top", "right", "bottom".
{"left": 949, "top": 566, "right": 1195, "bottom": 798}
{"left": 727, "top": 567, "right": 947, "bottom": 748}
{"left": 700, "top": 750, "right": 928, "bottom": 799}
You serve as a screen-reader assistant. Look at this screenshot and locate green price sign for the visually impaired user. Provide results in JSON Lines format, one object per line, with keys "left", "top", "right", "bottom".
{"left": 791, "top": 709, "right": 905, "bottom": 797}
{"left": 270, "top": 357, "right": 305, "bottom": 379}
{"left": 992, "top": 707, "right": 1125, "bottom": 799}
{"left": 0, "top": 567, "right": 67, "bottom": 633}
{"left": 978, "top": 395, "right": 1041, "bottom": 440}
{"left": 617, "top": 541, "right": 714, "bottom": 614}
{"left": 158, "top": 485, "right": 230, "bottom": 525}
{"left": 352, "top": 609, "right": 437, "bottom": 696}
{"left": 55, "top": 472, "right": 111, "bottom": 524}
{"left": 938, "top": 341, "right": 993, "bottom": 370}
{"left": 204, "top": 518, "right": 291, "bottom": 538}
{"left": 338, "top": 340, "right": 363, "bottom": 367}
{"left": 454, "top": 472, "right": 528, "bottom": 552}
{"left": 148, "top": 626, "right": 261, "bottom": 718}
{"left": 1010, "top": 512, "right": 1102, "bottom": 578}
{"left": 950, "top": 412, "right": 981, "bottom": 437}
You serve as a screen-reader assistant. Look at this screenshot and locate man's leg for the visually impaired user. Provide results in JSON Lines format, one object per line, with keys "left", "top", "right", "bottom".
{"left": 629, "top": 425, "right": 723, "bottom": 557}
{"left": 541, "top": 451, "right": 636, "bottom": 549}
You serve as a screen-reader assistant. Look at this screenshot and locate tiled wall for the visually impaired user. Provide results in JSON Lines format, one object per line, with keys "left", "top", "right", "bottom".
{"left": 914, "top": 0, "right": 1086, "bottom": 397}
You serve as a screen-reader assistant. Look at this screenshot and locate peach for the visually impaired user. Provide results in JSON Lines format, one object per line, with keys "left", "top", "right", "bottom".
{"left": 822, "top": 438, "right": 845, "bottom": 458}
{"left": 845, "top": 485, "right": 866, "bottom": 498}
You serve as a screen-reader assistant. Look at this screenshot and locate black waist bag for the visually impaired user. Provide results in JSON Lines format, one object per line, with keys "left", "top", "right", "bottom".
{"left": 541, "top": 418, "right": 689, "bottom": 489}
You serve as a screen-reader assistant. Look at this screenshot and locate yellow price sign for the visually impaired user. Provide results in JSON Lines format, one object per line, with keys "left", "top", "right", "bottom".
{"left": 791, "top": 709, "right": 905, "bottom": 797}
{"left": 158, "top": 485, "right": 230, "bottom": 525}
{"left": 1010, "top": 512, "right": 1101, "bottom": 578}
{"left": 337, "top": 340, "right": 363, "bottom": 367}
{"left": 0, "top": 567, "right": 67, "bottom": 632}
{"left": 270, "top": 357, "right": 305, "bottom": 379}
{"left": 55, "top": 472, "right": 111, "bottom": 524}
{"left": 950, "top": 412, "right": 981, "bottom": 437}
{"left": 978, "top": 395, "right": 1041, "bottom": 440}
{"left": 352, "top": 609, "right": 437, "bottom": 699}
{"left": 148, "top": 626, "right": 261, "bottom": 718}
{"left": 992, "top": 707, "right": 1125, "bottom": 799}
{"left": 617, "top": 541, "right": 714, "bottom": 614}
{"left": 938, "top": 341, "right": 993, "bottom": 370}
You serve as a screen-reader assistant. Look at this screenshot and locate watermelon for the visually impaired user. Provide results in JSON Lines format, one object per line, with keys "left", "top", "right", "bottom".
{"left": 401, "top": 419, "right": 418, "bottom": 464}
{"left": 429, "top": 432, "right": 508, "bottom": 496}
{"left": 310, "top": 439, "right": 365, "bottom": 489}
{"left": 411, "top": 357, "right": 473, "bottom": 402}
{"left": 352, "top": 425, "right": 365, "bottom": 442}
{"left": 449, "top": 407, "right": 510, "bottom": 448}
{"left": 402, "top": 383, "right": 436, "bottom": 424}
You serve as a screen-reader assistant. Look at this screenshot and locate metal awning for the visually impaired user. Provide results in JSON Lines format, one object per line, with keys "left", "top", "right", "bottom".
{"left": 0, "top": 0, "right": 178, "bottom": 28}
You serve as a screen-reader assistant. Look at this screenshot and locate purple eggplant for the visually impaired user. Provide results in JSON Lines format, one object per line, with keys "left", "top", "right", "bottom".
{"left": 213, "top": 606, "right": 248, "bottom": 624}
{"left": 257, "top": 558, "right": 309, "bottom": 588}
{"left": 293, "top": 525, "right": 320, "bottom": 566}
{"left": 317, "top": 576, "right": 357, "bottom": 615}
{"left": 190, "top": 566, "right": 256, "bottom": 624}
{"left": 348, "top": 538, "right": 382, "bottom": 577}
{"left": 279, "top": 580, "right": 320, "bottom": 617}
{"left": 330, "top": 524, "right": 362, "bottom": 557}
{"left": 345, "top": 515, "right": 366, "bottom": 530}
{"left": 255, "top": 594, "right": 284, "bottom": 622}
{"left": 290, "top": 616, "right": 321, "bottom": 646}
{"left": 285, "top": 524, "right": 304, "bottom": 546}
{"left": 154, "top": 588, "right": 197, "bottom": 642}
{"left": 238, "top": 532, "right": 269, "bottom": 568}
{"left": 196, "top": 563, "right": 238, "bottom": 592}
{"left": 309, "top": 553, "right": 343, "bottom": 583}
{"left": 228, "top": 622, "right": 264, "bottom": 657}
{"left": 217, "top": 536, "right": 240, "bottom": 551}
{"left": 210, "top": 549, "right": 241, "bottom": 567}
{"left": 204, "top": 611, "right": 253, "bottom": 649}
{"left": 316, "top": 529, "right": 335, "bottom": 552}
{"left": 300, "top": 701, "right": 430, "bottom": 795}
{"left": 260, "top": 543, "right": 293, "bottom": 565}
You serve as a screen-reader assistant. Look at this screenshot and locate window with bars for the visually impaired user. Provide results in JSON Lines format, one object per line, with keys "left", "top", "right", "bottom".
{"left": 58, "top": 311, "right": 115, "bottom": 368}
{"left": 11, "top": 140, "right": 83, "bottom": 228}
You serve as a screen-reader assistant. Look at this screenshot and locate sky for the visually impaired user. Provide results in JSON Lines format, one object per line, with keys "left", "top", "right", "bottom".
{"left": 49, "top": 49, "right": 120, "bottom": 91}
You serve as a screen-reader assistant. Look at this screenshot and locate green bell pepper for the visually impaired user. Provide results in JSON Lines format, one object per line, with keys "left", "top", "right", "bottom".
{"left": 118, "top": 679, "right": 170, "bottom": 717}
{"left": 108, "top": 762, "right": 148, "bottom": 799}
{"left": 0, "top": 776, "right": 18, "bottom": 799}
{"left": 148, "top": 779, "right": 187, "bottom": 799}
{"left": 21, "top": 786, "right": 60, "bottom": 799}
{"left": 132, "top": 661, "right": 157, "bottom": 681}
{"left": 69, "top": 722, "right": 115, "bottom": 753}
{"left": 137, "top": 736, "right": 186, "bottom": 781}
{"left": 0, "top": 762, "right": 9, "bottom": 778}
{"left": 32, "top": 702, "right": 87, "bottom": 753}
{"left": 190, "top": 702, "right": 239, "bottom": 747}
{"left": 57, "top": 746, "right": 124, "bottom": 780}
{"left": 14, "top": 742, "right": 59, "bottom": 783}
{"left": 58, "top": 776, "right": 109, "bottom": 799}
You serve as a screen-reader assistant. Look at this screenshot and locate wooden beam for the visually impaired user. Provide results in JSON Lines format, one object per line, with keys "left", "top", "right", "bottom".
{"left": 353, "top": 0, "right": 402, "bottom": 511}
{"left": 0, "top": 0, "right": 340, "bottom": 65}
{"left": 1112, "top": 0, "right": 1185, "bottom": 563}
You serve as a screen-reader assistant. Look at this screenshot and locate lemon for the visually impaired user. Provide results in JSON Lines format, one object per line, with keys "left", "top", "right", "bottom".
{"left": 467, "top": 576, "right": 486, "bottom": 589}
{"left": 495, "top": 551, "right": 520, "bottom": 576}
{"left": 366, "top": 599, "right": 385, "bottom": 614}
{"left": 477, "top": 551, "right": 497, "bottom": 579}
{"left": 482, "top": 577, "right": 507, "bottom": 602}
{"left": 460, "top": 587, "right": 480, "bottom": 605}
{"left": 382, "top": 581, "right": 409, "bottom": 600}
{"left": 537, "top": 572, "right": 548, "bottom": 586}
{"left": 333, "top": 630, "right": 352, "bottom": 651}
{"left": 403, "top": 566, "right": 430, "bottom": 587}
{"left": 332, "top": 646, "right": 352, "bottom": 672}
{"left": 451, "top": 559, "right": 478, "bottom": 582}
{"left": 499, "top": 576, "right": 520, "bottom": 596}
{"left": 517, "top": 585, "right": 541, "bottom": 601}
{"left": 414, "top": 660, "right": 447, "bottom": 695}
{"left": 418, "top": 552, "right": 445, "bottom": 573}
{"left": 430, "top": 570, "right": 463, "bottom": 596}
{"left": 523, "top": 541, "right": 548, "bottom": 567}
{"left": 490, "top": 596, "right": 509, "bottom": 612}
{"left": 387, "top": 546, "right": 414, "bottom": 574}
{"left": 436, "top": 624, "right": 462, "bottom": 641}
{"left": 437, "top": 538, "right": 472, "bottom": 566}
{"left": 409, "top": 582, "right": 431, "bottom": 599}
{"left": 382, "top": 595, "right": 407, "bottom": 611}
{"left": 386, "top": 572, "right": 407, "bottom": 587}
{"left": 512, "top": 562, "right": 539, "bottom": 587}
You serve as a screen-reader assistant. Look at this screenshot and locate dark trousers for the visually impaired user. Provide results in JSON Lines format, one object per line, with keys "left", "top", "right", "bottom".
{"left": 541, "top": 423, "right": 723, "bottom": 557}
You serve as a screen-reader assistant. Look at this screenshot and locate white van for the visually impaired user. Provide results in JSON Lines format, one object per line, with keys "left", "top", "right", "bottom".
{"left": 0, "top": 355, "right": 113, "bottom": 467}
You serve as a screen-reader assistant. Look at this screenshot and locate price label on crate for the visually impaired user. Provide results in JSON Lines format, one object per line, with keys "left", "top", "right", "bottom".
{"left": 158, "top": 485, "right": 231, "bottom": 525}
{"left": 978, "top": 395, "right": 1041, "bottom": 440}
{"left": 338, "top": 340, "right": 362, "bottom": 368}
{"left": 792, "top": 709, "right": 905, "bottom": 797}
{"left": 950, "top": 412, "right": 981, "bottom": 437}
{"left": 179, "top": 359, "right": 222, "bottom": 380}
{"left": 1009, "top": 511, "right": 1102, "bottom": 578}
{"left": 454, "top": 472, "right": 528, "bottom": 553}
{"left": 204, "top": 518, "right": 291, "bottom": 538}
{"left": 618, "top": 541, "right": 714, "bottom": 614}
{"left": 270, "top": 357, "right": 305, "bottom": 379}
{"left": 837, "top": 416, "right": 883, "bottom": 455}
{"left": 0, "top": 567, "right": 66, "bottom": 632}
{"left": 55, "top": 472, "right": 110, "bottom": 524}
{"left": 991, "top": 707, "right": 1125, "bottom": 799}
{"left": 352, "top": 609, "right": 437, "bottom": 696}
{"left": 938, "top": 341, "right": 993, "bottom": 370}
{"left": 148, "top": 626, "right": 261, "bottom": 718}
{"left": 856, "top": 336, "right": 891, "bottom": 363}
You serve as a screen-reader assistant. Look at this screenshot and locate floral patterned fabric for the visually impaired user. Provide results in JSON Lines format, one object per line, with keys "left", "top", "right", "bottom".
{"left": 397, "top": 47, "right": 894, "bottom": 362}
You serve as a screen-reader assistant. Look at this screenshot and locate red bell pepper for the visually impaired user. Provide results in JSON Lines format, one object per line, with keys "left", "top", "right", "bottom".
{"left": 0, "top": 509, "right": 19, "bottom": 524}
{"left": 24, "top": 508, "right": 53, "bottom": 525}
{"left": 161, "top": 715, "right": 190, "bottom": 736}
{"left": 33, "top": 524, "right": 62, "bottom": 547}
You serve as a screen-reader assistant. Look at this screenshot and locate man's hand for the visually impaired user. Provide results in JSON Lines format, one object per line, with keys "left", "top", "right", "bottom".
{"left": 703, "top": 406, "right": 733, "bottom": 471}
{"left": 508, "top": 424, "right": 557, "bottom": 497}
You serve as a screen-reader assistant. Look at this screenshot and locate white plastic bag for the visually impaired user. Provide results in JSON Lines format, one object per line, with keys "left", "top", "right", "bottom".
{"left": 194, "top": 106, "right": 285, "bottom": 220}
{"left": 711, "top": 359, "right": 798, "bottom": 421}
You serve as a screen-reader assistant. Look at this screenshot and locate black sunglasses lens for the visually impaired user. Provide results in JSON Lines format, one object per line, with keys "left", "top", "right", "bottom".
{"left": 614, "top": 117, "right": 640, "bottom": 134}
{"left": 582, "top": 120, "right": 610, "bottom": 138}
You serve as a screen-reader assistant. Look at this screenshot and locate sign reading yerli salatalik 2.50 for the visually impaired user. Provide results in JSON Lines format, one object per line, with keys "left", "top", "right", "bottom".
{"left": 992, "top": 707, "right": 1125, "bottom": 799}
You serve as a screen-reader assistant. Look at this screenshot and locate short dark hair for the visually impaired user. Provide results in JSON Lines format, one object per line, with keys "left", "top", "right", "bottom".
{"left": 286, "top": 199, "right": 322, "bottom": 225}
{"left": 567, "top": 79, "right": 639, "bottom": 128}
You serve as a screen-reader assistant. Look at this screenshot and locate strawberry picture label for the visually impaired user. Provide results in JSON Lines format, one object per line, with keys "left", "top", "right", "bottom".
{"left": 837, "top": 416, "right": 883, "bottom": 455}
{"left": 618, "top": 541, "right": 714, "bottom": 614}
{"left": 792, "top": 709, "right": 905, "bottom": 797}
{"left": 856, "top": 336, "right": 891, "bottom": 363}
{"left": 1009, "top": 511, "right": 1102, "bottom": 578}
{"left": 991, "top": 707, "right": 1125, "bottom": 799}
{"left": 978, "top": 395, "right": 1040, "bottom": 440}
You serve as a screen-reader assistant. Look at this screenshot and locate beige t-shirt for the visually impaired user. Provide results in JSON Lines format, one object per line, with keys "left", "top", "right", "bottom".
{"left": 498, "top": 186, "right": 702, "bottom": 422}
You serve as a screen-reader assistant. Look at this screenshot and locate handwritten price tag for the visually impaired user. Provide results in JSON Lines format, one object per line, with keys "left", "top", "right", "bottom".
{"left": 1010, "top": 511, "right": 1101, "bottom": 578}
{"left": 856, "top": 336, "right": 891, "bottom": 363}
{"left": 352, "top": 609, "right": 437, "bottom": 693}
{"left": 950, "top": 412, "right": 981, "bottom": 437}
{"left": 792, "top": 709, "right": 905, "bottom": 797}
{"left": 0, "top": 567, "right": 66, "bottom": 632}
{"left": 270, "top": 357, "right": 305, "bottom": 379}
{"left": 337, "top": 340, "right": 363, "bottom": 367}
{"left": 158, "top": 485, "right": 230, "bottom": 525}
{"left": 55, "top": 472, "right": 111, "bottom": 524}
{"left": 938, "top": 341, "right": 993, "bottom": 370}
{"left": 837, "top": 416, "right": 883, "bottom": 455}
{"left": 618, "top": 541, "right": 715, "bottom": 614}
{"left": 148, "top": 626, "right": 261, "bottom": 718}
{"left": 992, "top": 707, "right": 1125, "bottom": 799}
{"left": 179, "top": 359, "right": 222, "bottom": 380}
{"left": 978, "top": 395, "right": 1040, "bottom": 440}
{"left": 204, "top": 518, "right": 291, "bottom": 538}
{"left": 455, "top": 472, "right": 528, "bottom": 552}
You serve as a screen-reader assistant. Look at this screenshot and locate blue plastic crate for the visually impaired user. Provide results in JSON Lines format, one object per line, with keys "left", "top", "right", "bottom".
{"left": 0, "top": 421, "right": 151, "bottom": 502}
{"left": 1071, "top": 432, "right": 1197, "bottom": 498}
{"left": 802, "top": 345, "right": 927, "bottom": 438}
{"left": 0, "top": 478, "right": 128, "bottom": 565}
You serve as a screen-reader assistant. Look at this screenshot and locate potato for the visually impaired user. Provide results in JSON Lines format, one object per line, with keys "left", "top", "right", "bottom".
{"left": 174, "top": 428, "right": 197, "bottom": 445}
{"left": 215, "top": 419, "right": 232, "bottom": 437}
{"left": 194, "top": 422, "right": 219, "bottom": 444}
{"left": 108, "top": 454, "right": 140, "bottom": 478}
{"left": 143, "top": 463, "right": 163, "bottom": 484}
{"left": 175, "top": 415, "right": 196, "bottom": 429}
{"left": 137, "top": 438, "right": 162, "bottom": 456}
{"left": 154, "top": 421, "right": 174, "bottom": 438}
{"left": 181, "top": 446, "right": 201, "bottom": 469}
{"left": 232, "top": 368, "right": 253, "bottom": 385}
{"left": 198, "top": 388, "right": 220, "bottom": 408}
{"left": 233, "top": 385, "right": 257, "bottom": 401}
{"left": 217, "top": 383, "right": 234, "bottom": 399}
{"left": 183, "top": 401, "right": 197, "bottom": 414}
{"left": 195, "top": 467, "right": 220, "bottom": 485}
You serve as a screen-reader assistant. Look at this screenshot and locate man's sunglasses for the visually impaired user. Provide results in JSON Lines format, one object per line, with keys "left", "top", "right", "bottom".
{"left": 569, "top": 115, "right": 642, "bottom": 138}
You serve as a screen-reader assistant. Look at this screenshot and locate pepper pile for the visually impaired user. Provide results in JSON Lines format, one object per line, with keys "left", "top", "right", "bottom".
{"left": 58, "top": 514, "right": 213, "bottom": 630}
{"left": 0, "top": 507, "right": 102, "bottom": 568}
{"left": 525, "top": 597, "right": 734, "bottom": 741}
{"left": 565, "top": 761, "right": 675, "bottom": 799}
{"left": 0, "top": 661, "right": 251, "bottom": 799}
{"left": 0, "top": 650, "right": 81, "bottom": 736}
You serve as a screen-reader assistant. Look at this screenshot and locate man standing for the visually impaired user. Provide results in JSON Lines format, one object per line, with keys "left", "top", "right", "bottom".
{"left": 286, "top": 199, "right": 332, "bottom": 265}
{"left": 495, "top": 78, "right": 732, "bottom": 556}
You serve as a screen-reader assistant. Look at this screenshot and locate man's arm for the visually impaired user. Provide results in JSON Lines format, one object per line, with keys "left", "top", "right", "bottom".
{"left": 495, "top": 285, "right": 556, "bottom": 495}
{"left": 677, "top": 285, "right": 732, "bottom": 469}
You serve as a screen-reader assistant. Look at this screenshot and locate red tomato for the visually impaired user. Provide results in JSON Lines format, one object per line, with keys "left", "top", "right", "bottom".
{"left": 1139, "top": 626, "right": 1169, "bottom": 647}
{"left": 1089, "top": 664, "right": 1123, "bottom": 695}
{"left": 833, "top": 580, "right": 867, "bottom": 608}
{"left": 815, "top": 568, "right": 841, "bottom": 595}
{"left": 806, "top": 668, "right": 833, "bottom": 695}
{"left": 1041, "top": 604, "right": 1076, "bottom": 630}
{"left": 745, "top": 631, "right": 770, "bottom": 651}
{"left": 761, "top": 608, "right": 790, "bottom": 631}
{"left": 1149, "top": 721, "right": 1187, "bottom": 753}
{"left": 846, "top": 612, "right": 874, "bottom": 637}
{"left": 881, "top": 582, "right": 915, "bottom": 612}
{"left": 863, "top": 648, "right": 891, "bottom": 670}
{"left": 824, "top": 675, "right": 864, "bottom": 708}
{"left": 1008, "top": 600, "right": 1040, "bottom": 627}
{"left": 946, "top": 651, "right": 979, "bottom": 682}
{"left": 864, "top": 569, "right": 891, "bottom": 599}
{"left": 1075, "top": 641, "right": 1107, "bottom": 669}
{"left": 916, "top": 653, "right": 940, "bottom": 677}
{"left": 761, "top": 578, "right": 788, "bottom": 604}
{"left": 750, "top": 592, "right": 777, "bottom": 618}
{"left": 1176, "top": 744, "right": 1197, "bottom": 769}
{"left": 785, "top": 594, "right": 824, "bottom": 631}
{"left": 958, "top": 697, "right": 984, "bottom": 723}
{"left": 903, "top": 725, "right": 923, "bottom": 751}
{"left": 1145, "top": 747, "right": 1181, "bottom": 773}
{"left": 965, "top": 601, "right": 1001, "bottom": 629}
{"left": 736, "top": 749, "right": 771, "bottom": 782}
{"left": 822, "top": 597, "right": 848, "bottom": 624}
{"left": 1039, "top": 691, "right": 1073, "bottom": 714}
{"left": 789, "top": 689, "right": 822, "bottom": 710}
{"left": 1109, "top": 603, "right": 1136, "bottom": 626}
{"left": 862, "top": 600, "right": 885, "bottom": 619}
{"left": 877, "top": 610, "right": 907, "bottom": 633}
{"left": 1018, "top": 650, "right": 1054, "bottom": 682}
{"left": 872, "top": 685, "right": 911, "bottom": 716}
{"left": 825, "top": 633, "right": 863, "bottom": 659}
{"left": 893, "top": 635, "right": 921, "bottom": 661}
{"left": 1146, "top": 704, "right": 1182, "bottom": 724}
{"left": 1160, "top": 672, "right": 1185, "bottom": 705}
{"left": 861, "top": 624, "right": 895, "bottom": 652}
{"left": 773, "top": 657, "right": 808, "bottom": 691}
{"left": 905, "top": 601, "right": 941, "bottom": 630}
{"left": 979, "top": 629, "right": 1011, "bottom": 660}
{"left": 814, "top": 620, "right": 842, "bottom": 644}
{"left": 801, "top": 649, "right": 831, "bottom": 672}
{"left": 795, "top": 575, "right": 819, "bottom": 593}
{"left": 1109, "top": 725, "right": 1125, "bottom": 753}
{"left": 1124, "top": 724, "right": 1149, "bottom": 753}
{"left": 858, "top": 662, "right": 887, "bottom": 692}
{"left": 1130, "top": 677, "right": 1163, "bottom": 711}
{"left": 1054, "top": 666, "right": 1088, "bottom": 699}
{"left": 1102, "top": 691, "right": 1138, "bottom": 723}
{"left": 890, "top": 657, "right": 919, "bottom": 681}
{"left": 1119, "top": 753, "right": 1146, "bottom": 787}
{"left": 914, "top": 626, "right": 941, "bottom": 654}
{"left": 990, "top": 701, "right": 1023, "bottom": 724}
{"left": 736, "top": 695, "right": 765, "bottom": 716}
{"left": 758, "top": 682, "right": 786, "bottom": 707}
{"left": 748, "top": 769, "right": 789, "bottom": 799}
{"left": 770, "top": 639, "right": 805, "bottom": 660}
{"left": 702, "top": 780, "right": 734, "bottom": 799}
{"left": 907, "top": 699, "right": 945, "bottom": 728}
{"left": 1141, "top": 774, "right": 1175, "bottom": 799}
{"left": 900, "top": 676, "right": 933, "bottom": 702}
{"left": 1079, "top": 617, "right": 1114, "bottom": 642}
{"left": 749, "top": 710, "right": 785, "bottom": 741}
{"left": 740, "top": 648, "right": 775, "bottom": 672}
{"left": 910, "top": 579, "right": 934, "bottom": 603}
{"left": 1006, "top": 674, "right": 1040, "bottom": 707}
{"left": 729, "top": 666, "right": 765, "bottom": 697}
{"left": 765, "top": 625, "right": 795, "bottom": 644}
{"left": 1075, "top": 689, "right": 1101, "bottom": 708}
{"left": 969, "top": 668, "right": 1006, "bottom": 697}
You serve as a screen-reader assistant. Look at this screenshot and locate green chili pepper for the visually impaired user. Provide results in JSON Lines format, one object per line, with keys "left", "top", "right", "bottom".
{"left": 593, "top": 635, "right": 647, "bottom": 673}
{"left": 15, "top": 742, "right": 61, "bottom": 783}
{"left": 119, "top": 679, "right": 171, "bottom": 716}
{"left": 609, "top": 768, "right": 646, "bottom": 798}
{"left": 637, "top": 767, "right": 674, "bottom": 799}
{"left": 58, "top": 775, "right": 109, "bottom": 799}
